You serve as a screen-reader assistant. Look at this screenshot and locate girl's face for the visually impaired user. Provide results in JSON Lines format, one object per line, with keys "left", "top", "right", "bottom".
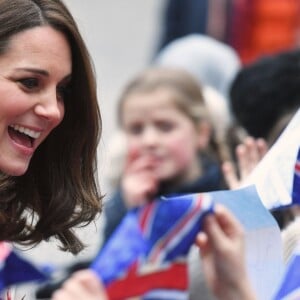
{"left": 122, "top": 88, "right": 207, "bottom": 185}
{"left": 0, "top": 26, "right": 71, "bottom": 176}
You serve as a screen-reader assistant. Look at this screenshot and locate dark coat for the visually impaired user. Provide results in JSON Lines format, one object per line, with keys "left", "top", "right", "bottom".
{"left": 102, "top": 155, "right": 224, "bottom": 245}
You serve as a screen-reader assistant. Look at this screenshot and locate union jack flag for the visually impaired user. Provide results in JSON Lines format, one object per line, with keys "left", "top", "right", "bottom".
{"left": 273, "top": 243, "right": 300, "bottom": 300}
{"left": 91, "top": 193, "right": 213, "bottom": 300}
{"left": 0, "top": 242, "right": 47, "bottom": 293}
{"left": 292, "top": 147, "right": 300, "bottom": 205}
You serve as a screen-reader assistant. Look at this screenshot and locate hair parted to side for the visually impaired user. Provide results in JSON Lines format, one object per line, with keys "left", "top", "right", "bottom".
{"left": 117, "top": 67, "right": 228, "bottom": 162}
{"left": 118, "top": 67, "right": 209, "bottom": 126}
{"left": 0, "top": 0, "right": 102, "bottom": 254}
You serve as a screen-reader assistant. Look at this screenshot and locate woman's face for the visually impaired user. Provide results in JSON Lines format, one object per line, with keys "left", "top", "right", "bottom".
{"left": 0, "top": 26, "right": 72, "bottom": 176}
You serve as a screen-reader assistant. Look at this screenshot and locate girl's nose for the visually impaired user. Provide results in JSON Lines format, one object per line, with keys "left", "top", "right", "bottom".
{"left": 142, "top": 127, "right": 159, "bottom": 146}
{"left": 34, "top": 90, "right": 65, "bottom": 125}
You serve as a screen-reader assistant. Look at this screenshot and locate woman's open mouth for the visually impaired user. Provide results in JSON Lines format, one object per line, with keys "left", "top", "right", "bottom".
{"left": 8, "top": 124, "right": 41, "bottom": 149}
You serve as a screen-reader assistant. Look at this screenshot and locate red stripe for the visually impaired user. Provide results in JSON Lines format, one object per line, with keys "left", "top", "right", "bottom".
{"left": 295, "top": 162, "right": 300, "bottom": 173}
{"left": 6, "top": 290, "right": 11, "bottom": 300}
{"left": 106, "top": 262, "right": 188, "bottom": 300}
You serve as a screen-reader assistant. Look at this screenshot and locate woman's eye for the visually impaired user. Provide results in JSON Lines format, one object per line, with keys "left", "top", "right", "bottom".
{"left": 18, "top": 78, "right": 39, "bottom": 89}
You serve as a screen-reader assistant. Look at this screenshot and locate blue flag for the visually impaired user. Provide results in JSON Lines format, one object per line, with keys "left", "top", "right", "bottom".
{"left": 273, "top": 244, "right": 300, "bottom": 299}
{"left": 0, "top": 243, "right": 48, "bottom": 292}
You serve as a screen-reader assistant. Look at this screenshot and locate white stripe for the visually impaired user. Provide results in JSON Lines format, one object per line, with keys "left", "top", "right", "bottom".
{"left": 282, "top": 286, "right": 300, "bottom": 300}
{"left": 144, "top": 203, "right": 158, "bottom": 239}
{"left": 151, "top": 195, "right": 212, "bottom": 262}
{"left": 143, "top": 289, "right": 188, "bottom": 300}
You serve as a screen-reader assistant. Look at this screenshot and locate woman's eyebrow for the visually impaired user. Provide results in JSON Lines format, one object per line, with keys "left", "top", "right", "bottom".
{"left": 16, "top": 68, "right": 72, "bottom": 82}
{"left": 15, "top": 67, "right": 49, "bottom": 76}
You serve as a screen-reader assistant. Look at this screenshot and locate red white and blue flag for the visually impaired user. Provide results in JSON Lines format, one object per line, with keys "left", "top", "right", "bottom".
{"left": 292, "top": 148, "right": 300, "bottom": 205}
{"left": 0, "top": 242, "right": 47, "bottom": 293}
{"left": 273, "top": 243, "right": 300, "bottom": 300}
{"left": 272, "top": 148, "right": 300, "bottom": 300}
{"left": 91, "top": 186, "right": 281, "bottom": 300}
{"left": 91, "top": 193, "right": 213, "bottom": 300}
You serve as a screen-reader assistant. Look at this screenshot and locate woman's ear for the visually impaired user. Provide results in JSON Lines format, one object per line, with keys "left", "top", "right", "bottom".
{"left": 196, "top": 120, "right": 212, "bottom": 150}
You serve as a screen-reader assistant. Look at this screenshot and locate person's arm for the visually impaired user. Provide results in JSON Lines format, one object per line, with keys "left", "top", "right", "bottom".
{"left": 51, "top": 270, "right": 108, "bottom": 300}
{"left": 195, "top": 204, "right": 257, "bottom": 300}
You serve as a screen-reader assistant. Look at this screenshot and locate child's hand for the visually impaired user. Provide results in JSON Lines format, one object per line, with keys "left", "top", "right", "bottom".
{"left": 222, "top": 137, "right": 268, "bottom": 189}
{"left": 122, "top": 152, "right": 158, "bottom": 208}
{"left": 195, "top": 205, "right": 256, "bottom": 300}
{"left": 51, "top": 270, "right": 108, "bottom": 300}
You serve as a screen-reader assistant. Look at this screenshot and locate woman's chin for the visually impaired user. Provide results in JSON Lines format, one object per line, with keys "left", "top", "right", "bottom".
{"left": 0, "top": 164, "right": 29, "bottom": 176}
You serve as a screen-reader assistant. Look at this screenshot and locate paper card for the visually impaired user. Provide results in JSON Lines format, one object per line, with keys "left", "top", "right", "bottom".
{"left": 210, "top": 187, "right": 283, "bottom": 300}
{"left": 245, "top": 108, "right": 300, "bottom": 209}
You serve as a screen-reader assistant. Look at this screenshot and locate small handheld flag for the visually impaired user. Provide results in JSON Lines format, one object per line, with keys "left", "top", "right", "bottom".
{"left": 91, "top": 193, "right": 213, "bottom": 299}
{"left": 0, "top": 242, "right": 48, "bottom": 292}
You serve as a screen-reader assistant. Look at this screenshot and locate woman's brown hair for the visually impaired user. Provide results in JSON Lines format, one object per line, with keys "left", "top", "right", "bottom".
{"left": 0, "top": 0, "right": 102, "bottom": 254}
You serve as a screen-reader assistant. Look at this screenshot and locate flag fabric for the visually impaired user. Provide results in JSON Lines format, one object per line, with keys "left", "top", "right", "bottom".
{"left": 272, "top": 149, "right": 300, "bottom": 299}
{"left": 292, "top": 148, "right": 300, "bottom": 205}
{"left": 92, "top": 186, "right": 282, "bottom": 300}
{"left": 0, "top": 242, "right": 47, "bottom": 293}
{"left": 91, "top": 193, "right": 213, "bottom": 300}
{"left": 273, "top": 243, "right": 300, "bottom": 300}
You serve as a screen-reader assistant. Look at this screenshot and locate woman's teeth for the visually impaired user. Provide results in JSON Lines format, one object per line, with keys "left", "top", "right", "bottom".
{"left": 9, "top": 125, "right": 41, "bottom": 139}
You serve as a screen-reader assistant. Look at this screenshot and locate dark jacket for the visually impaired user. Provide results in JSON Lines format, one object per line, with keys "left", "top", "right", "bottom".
{"left": 157, "top": 0, "right": 209, "bottom": 53}
{"left": 102, "top": 155, "right": 224, "bottom": 245}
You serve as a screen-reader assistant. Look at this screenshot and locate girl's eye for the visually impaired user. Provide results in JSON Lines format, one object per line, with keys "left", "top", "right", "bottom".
{"left": 18, "top": 78, "right": 39, "bottom": 89}
{"left": 157, "top": 121, "right": 174, "bottom": 132}
{"left": 57, "top": 85, "right": 71, "bottom": 102}
{"left": 126, "top": 123, "right": 143, "bottom": 135}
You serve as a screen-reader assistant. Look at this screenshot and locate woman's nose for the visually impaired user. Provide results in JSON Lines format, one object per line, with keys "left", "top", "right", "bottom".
{"left": 34, "top": 90, "right": 65, "bottom": 125}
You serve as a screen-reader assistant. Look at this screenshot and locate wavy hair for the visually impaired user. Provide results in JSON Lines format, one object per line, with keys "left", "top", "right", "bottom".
{"left": 0, "top": 0, "right": 102, "bottom": 254}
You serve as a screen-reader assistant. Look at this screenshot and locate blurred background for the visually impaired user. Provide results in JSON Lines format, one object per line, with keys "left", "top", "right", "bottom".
{"left": 17, "top": 0, "right": 300, "bottom": 297}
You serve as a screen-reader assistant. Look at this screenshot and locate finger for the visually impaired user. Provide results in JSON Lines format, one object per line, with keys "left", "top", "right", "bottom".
{"left": 52, "top": 289, "right": 70, "bottom": 300}
{"left": 125, "top": 155, "right": 157, "bottom": 173}
{"left": 214, "top": 204, "right": 244, "bottom": 238}
{"left": 195, "top": 231, "right": 207, "bottom": 249}
{"left": 202, "top": 214, "right": 227, "bottom": 249}
{"left": 195, "top": 232, "right": 210, "bottom": 258}
{"left": 236, "top": 143, "right": 250, "bottom": 179}
{"left": 52, "top": 279, "right": 81, "bottom": 299}
{"left": 123, "top": 175, "right": 158, "bottom": 207}
{"left": 222, "top": 161, "right": 239, "bottom": 189}
{"left": 73, "top": 270, "right": 108, "bottom": 297}
{"left": 245, "top": 136, "right": 259, "bottom": 165}
{"left": 127, "top": 147, "right": 140, "bottom": 161}
{"left": 256, "top": 138, "right": 268, "bottom": 157}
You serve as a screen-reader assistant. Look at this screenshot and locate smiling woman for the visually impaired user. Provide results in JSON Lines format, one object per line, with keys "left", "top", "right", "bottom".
{"left": 0, "top": 0, "right": 102, "bottom": 256}
{"left": 0, "top": 26, "right": 70, "bottom": 175}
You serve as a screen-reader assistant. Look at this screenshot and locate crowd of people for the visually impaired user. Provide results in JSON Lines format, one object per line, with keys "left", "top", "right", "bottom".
{"left": 0, "top": 0, "right": 299, "bottom": 299}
